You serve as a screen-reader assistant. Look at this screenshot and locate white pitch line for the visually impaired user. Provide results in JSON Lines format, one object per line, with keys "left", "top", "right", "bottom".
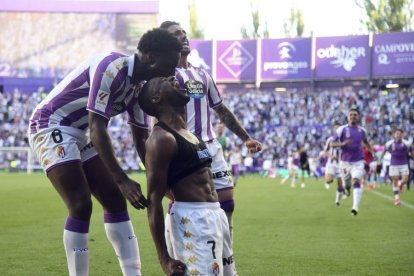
{"left": 370, "top": 190, "right": 414, "bottom": 211}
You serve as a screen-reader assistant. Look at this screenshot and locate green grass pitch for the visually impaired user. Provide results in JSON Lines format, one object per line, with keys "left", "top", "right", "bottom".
{"left": 1, "top": 172, "right": 414, "bottom": 275}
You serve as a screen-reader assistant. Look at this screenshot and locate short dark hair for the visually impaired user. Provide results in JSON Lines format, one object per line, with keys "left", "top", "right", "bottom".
{"left": 159, "top": 21, "right": 180, "bottom": 29}
{"left": 137, "top": 28, "right": 182, "bottom": 54}
{"left": 348, "top": 106, "right": 360, "bottom": 115}
{"left": 138, "top": 79, "right": 158, "bottom": 117}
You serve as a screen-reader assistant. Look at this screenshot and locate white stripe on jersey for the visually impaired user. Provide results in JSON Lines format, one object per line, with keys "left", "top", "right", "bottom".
{"left": 176, "top": 65, "right": 222, "bottom": 142}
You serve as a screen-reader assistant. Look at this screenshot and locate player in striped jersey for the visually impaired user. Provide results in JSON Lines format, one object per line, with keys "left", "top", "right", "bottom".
{"left": 160, "top": 20, "right": 262, "bottom": 261}
{"left": 323, "top": 123, "right": 346, "bottom": 206}
{"left": 27, "top": 28, "right": 182, "bottom": 276}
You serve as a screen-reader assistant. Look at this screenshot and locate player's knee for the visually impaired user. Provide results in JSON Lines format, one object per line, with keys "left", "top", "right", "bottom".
{"left": 69, "top": 198, "right": 93, "bottom": 220}
{"left": 220, "top": 199, "right": 235, "bottom": 213}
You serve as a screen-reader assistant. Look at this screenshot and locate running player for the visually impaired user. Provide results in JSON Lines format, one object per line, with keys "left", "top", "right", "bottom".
{"left": 379, "top": 128, "right": 413, "bottom": 205}
{"left": 323, "top": 123, "right": 345, "bottom": 206}
{"left": 331, "top": 107, "right": 377, "bottom": 216}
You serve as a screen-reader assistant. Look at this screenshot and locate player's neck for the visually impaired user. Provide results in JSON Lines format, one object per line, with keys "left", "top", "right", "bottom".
{"left": 178, "top": 56, "right": 189, "bottom": 69}
{"left": 158, "top": 109, "right": 186, "bottom": 130}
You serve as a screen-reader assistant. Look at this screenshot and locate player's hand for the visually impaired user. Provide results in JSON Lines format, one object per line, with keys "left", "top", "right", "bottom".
{"left": 245, "top": 138, "right": 262, "bottom": 154}
{"left": 162, "top": 258, "right": 187, "bottom": 276}
{"left": 342, "top": 139, "right": 352, "bottom": 146}
{"left": 118, "top": 178, "right": 148, "bottom": 210}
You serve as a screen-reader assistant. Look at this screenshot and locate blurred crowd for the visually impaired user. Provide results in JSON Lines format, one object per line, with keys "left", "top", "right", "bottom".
{"left": 0, "top": 13, "right": 116, "bottom": 78}
{"left": 0, "top": 85, "right": 413, "bottom": 171}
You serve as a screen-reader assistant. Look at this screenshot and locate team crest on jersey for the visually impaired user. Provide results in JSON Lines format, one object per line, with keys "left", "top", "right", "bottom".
{"left": 185, "top": 80, "right": 205, "bottom": 99}
{"left": 56, "top": 146, "right": 66, "bottom": 158}
{"left": 43, "top": 159, "right": 50, "bottom": 167}
{"left": 212, "top": 261, "right": 220, "bottom": 275}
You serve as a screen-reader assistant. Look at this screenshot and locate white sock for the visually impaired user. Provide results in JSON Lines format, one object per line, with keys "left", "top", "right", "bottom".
{"left": 291, "top": 178, "right": 296, "bottom": 187}
{"left": 352, "top": 186, "right": 362, "bottom": 211}
{"left": 393, "top": 186, "right": 400, "bottom": 200}
{"left": 105, "top": 219, "right": 141, "bottom": 276}
{"left": 281, "top": 175, "right": 289, "bottom": 184}
{"left": 335, "top": 190, "right": 343, "bottom": 204}
{"left": 63, "top": 217, "right": 89, "bottom": 276}
{"left": 63, "top": 230, "right": 89, "bottom": 276}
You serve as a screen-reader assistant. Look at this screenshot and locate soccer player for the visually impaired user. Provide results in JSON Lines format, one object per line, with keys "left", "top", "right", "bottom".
{"left": 27, "top": 29, "right": 182, "bottom": 276}
{"left": 160, "top": 21, "right": 262, "bottom": 240}
{"left": 379, "top": 128, "right": 413, "bottom": 205}
{"left": 323, "top": 124, "right": 345, "bottom": 206}
{"left": 331, "top": 107, "right": 377, "bottom": 216}
{"left": 298, "top": 146, "right": 310, "bottom": 188}
{"left": 139, "top": 76, "right": 235, "bottom": 276}
{"left": 280, "top": 151, "right": 299, "bottom": 188}
{"left": 229, "top": 145, "right": 243, "bottom": 187}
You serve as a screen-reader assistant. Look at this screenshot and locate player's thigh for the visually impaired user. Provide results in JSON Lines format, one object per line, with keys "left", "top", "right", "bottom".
{"left": 83, "top": 156, "right": 126, "bottom": 212}
{"left": 47, "top": 161, "right": 92, "bottom": 209}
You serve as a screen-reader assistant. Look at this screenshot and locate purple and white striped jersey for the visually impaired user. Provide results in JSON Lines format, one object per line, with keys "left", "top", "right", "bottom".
{"left": 324, "top": 136, "right": 340, "bottom": 163}
{"left": 384, "top": 139, "right": 412, "bottom": 166}
{"left": 333, "top": 124, "right": 367, "bottom": 163}
{"left": 29, "top": 53, "right": 147, "bottom": 134}
{"left": 175, "top": 65, "right": 222, "bottom": 142}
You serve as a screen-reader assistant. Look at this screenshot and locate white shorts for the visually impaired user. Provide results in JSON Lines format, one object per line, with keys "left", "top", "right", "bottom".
{"left": 340, "top": 161, "right": 364, "bottom": 181}
{"left": 28, "top": 126, "right": 97, "bottom": 173}
{"left": 206, "top": 139, "right": 233, "bottom": 191}
{"left": 325, "top": 161, "right": 341, "bottom": 179}
{"left": 169, "top": 202, "right": 235, "bottom": 276}
{"left": 288, "top": 164, "right": 299, "bottom": 175}
{"left": 369, "top": 161, "right": 378, "bottom": 170}
{"left": 389, "top": 165, "right": 409, "bottom": 177}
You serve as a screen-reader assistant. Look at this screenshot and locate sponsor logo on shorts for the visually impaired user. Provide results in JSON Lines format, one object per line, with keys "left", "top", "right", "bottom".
{"left": 56, "top": 145, "right": 65, "bottom": 158}
{"left": 80, "top": 142, "right": 94, "bottom": 154}
{"left": 212, "top": 170, "right": 232, "bottom": 179}
{"left": 212, "top": 261, "right": 220, "bottom": 275}
{"left": 223, "top": 255, "right": 234, "bottom": 266}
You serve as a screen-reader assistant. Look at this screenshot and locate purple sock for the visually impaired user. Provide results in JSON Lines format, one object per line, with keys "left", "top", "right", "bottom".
{"left": 65, "top": 217, "right": 90, "bottom": 233}
{"left": 104, "top": 211, "right": 130, "bottom": 223}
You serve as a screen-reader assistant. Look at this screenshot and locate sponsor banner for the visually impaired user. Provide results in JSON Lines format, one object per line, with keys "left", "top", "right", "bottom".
{"left": 315, "top": 35, "right": 369, "bottom": 79}
{"left": 188, "top": 40, "right": 213, "bottom": 74}
{"left": 372, "top": 32, "right": 414, "bottom": 77}
{"left": 216, "top": 40, "right": 257, "bottom": 82}
{"left": 261, "top": 38, "right": 311, "bottom": 80}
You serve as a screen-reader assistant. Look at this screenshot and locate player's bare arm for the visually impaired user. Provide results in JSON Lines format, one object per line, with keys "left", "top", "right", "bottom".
{"left": 213, "top": 103, "right": 262, "bottom": 153}
{"left": 89, "top": 112, "right": 148, "bottom": 209}
{"left": 146, "top": 129, "right": 187, "bottom": 276}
